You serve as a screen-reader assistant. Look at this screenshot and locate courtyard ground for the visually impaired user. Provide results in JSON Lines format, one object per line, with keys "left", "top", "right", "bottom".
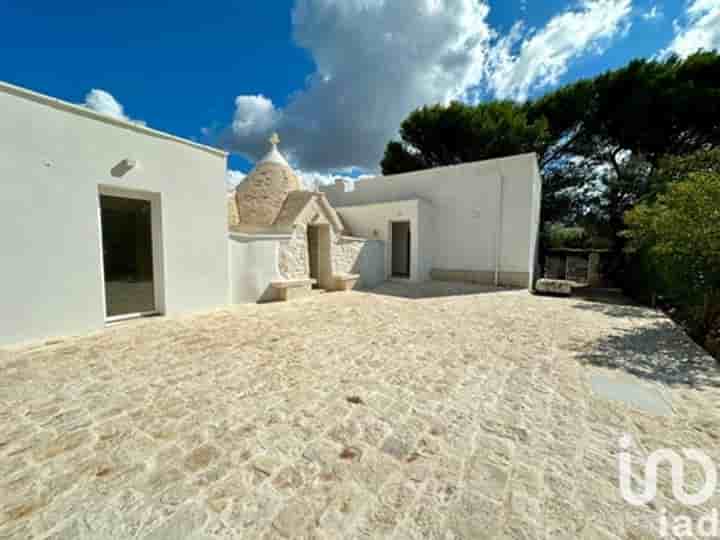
{"left": 1, "top": 281, "right": 720, "bottom": 539}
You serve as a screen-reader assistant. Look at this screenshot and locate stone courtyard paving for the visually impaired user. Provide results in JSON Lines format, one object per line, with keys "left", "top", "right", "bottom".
{"left": 2, "top": 281, "right": 720, "bottom": 539}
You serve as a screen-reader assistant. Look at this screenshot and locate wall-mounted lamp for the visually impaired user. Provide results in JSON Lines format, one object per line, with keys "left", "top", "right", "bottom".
{"left": 111, "top": 159, "right": 139, "bottom": 178}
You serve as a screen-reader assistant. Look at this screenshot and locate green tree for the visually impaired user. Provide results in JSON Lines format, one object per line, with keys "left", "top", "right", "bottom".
{"left": 381, "top": 101, "right": 549, "bottom": 174}
{"left": 530, "top": 52, "right": 720, "bottom": 172}
{"left": 380, "top": 142, "right": 426, "bottom": 175}
{"left": 380, "top": 51, "right": 720, "bottom": 258}
{"left": 624, "top": 172, "right": 720, "bottom": 334}
{"left": 654, "top": 148, "right": 720, "bottom": 186}
{"left": 381, "top": 100, "right": 567, "bottom": 220}
{"left": 528, "top": 51, "right": 720, "bottom": 264}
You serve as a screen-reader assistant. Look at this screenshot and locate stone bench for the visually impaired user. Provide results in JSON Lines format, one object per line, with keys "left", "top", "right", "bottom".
{"left": 270, "top": 278, "right": 316, "bottom": 301}
{"left": 333, "top": 273, "right": 360, "bottom": 292}
{"left": 534, "top": 278, "right": 573, "bottom": 297}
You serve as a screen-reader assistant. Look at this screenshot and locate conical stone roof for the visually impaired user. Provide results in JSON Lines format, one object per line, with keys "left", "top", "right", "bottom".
{"left": 234, "top": 134, "right": 302, "bottom": 227}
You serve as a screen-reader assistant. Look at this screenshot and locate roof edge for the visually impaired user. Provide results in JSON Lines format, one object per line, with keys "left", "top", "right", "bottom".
{"left": 350, "top": 152, "right": 538, "bottom": 186}
{"left": 0, "top": 80, "right": 228, "bottom": 159}
{"left": 334, "top": 197, "right": 428, "bottom": 209}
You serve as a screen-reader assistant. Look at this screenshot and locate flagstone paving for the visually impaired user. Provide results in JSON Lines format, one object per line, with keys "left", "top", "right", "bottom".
{"left": 2, "top": 282, "right": 720, "bottom": 539}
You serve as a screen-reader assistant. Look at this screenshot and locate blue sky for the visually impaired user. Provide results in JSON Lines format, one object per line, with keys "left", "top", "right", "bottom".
{"left": 2, "top": 1, "right": 717, "bottom": 183}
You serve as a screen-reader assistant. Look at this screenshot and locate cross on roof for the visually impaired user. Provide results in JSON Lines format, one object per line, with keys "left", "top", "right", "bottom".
{"left": 269, "top": 133, "right": 280, "bottom": 146}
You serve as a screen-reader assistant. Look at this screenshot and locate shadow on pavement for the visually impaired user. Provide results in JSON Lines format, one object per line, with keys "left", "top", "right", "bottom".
{"left": 365, "top": 280, "right": 524, "bottom": 300}
{"left": 572, "top": 315, "right": 720, "bottom": 389}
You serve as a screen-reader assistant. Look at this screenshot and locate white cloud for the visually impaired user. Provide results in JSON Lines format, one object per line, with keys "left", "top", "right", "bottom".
{"left": 83, "top": 89, "right": 145, "bottom": 125}
{"left": 663, "top": 0, "right": 720, "bottom": 57}
{"left": 231, "top": 95, "right": 280, "bottom": 138}
{"left": 220, "top": 0, "right": 633, "bottom": 173}
{"left": 295, "top": 170, "right": 374, "bottom": 191}
{"left": 488, "top": 0, "right": 633, "bottom": 101}
{"left": 84, "top": 89, "right": 127, "bottom": 120}
{"left": 642, "top": 4, "right": 662, "bottom": 20}
{"left": 226, "top": 170, "right": 246, "bottom": 191}
{"left": 221, "top": 0, "right": 493, "bottom": 172}
{"left": 230, "top": 166, "right": 366, "bottom": 192}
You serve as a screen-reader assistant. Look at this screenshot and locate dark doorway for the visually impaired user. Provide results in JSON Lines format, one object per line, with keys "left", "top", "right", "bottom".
{"left": 307, "top": 225, "right": 320, "bottom": 288}
{"left": 391, "top": 221, "right": 411, "bottom": 278}
{"left": 100, "top": 195, "right": 155, "bottom": 317}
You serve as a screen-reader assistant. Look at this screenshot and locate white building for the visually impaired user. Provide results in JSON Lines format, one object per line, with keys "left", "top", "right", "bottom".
{"left": 1, "top": 81, "right": 228, "bottom": 346}
{"left": 0, "top": 81, "right": 541, "bottom": 346}
{"left": 321, "top": 154, "right": 542, "bottom": 288}
{"left": 226, "top": 135, "right": 386, "bottom": 304}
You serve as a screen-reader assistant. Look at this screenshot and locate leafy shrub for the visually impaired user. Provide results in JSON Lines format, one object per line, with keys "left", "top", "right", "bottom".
{"left": 625, "top": 171, "right": 720, "bottom": 337}
{"left": 544, "top": 224, "right": 587, "bottom": 249}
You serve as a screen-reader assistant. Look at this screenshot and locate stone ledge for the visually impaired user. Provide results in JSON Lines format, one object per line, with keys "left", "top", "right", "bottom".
{"left": 270, "top": 279, "right": 316, "bottom": 302}
{"left": 534, "top": 278, "right": 572, "bottom": 296}
{"left": 270, "top": 278, "right": 317, "bottom": 289}
{"left": 333, "top": 273, "right": 360, "bottom": 291}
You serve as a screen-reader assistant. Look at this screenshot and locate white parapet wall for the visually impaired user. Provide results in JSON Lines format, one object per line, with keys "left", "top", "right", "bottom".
{"left": 322, "top": 154, "right": 542, "bottom": 289}
{"left": 333, "top": 236, "right": 386, "bottom": 289}
{"left": 228, "top": 233, "right": 286, "bottom": 303}
{"left": 229, "top": 231, "right": 385, "bottom": 303}
{"left": 0, "top": 81, "right": 229, "bottom": 346}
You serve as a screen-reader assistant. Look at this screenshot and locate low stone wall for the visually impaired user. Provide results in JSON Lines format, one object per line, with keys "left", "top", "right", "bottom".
{"left": 543, "top": 250, "right": 610, "bottom": 287}
{"left": 333, "top": 236, "right": 385, "bottom": 289}
{"left": 279, "top": 227, "right": 308, "bottom": 279}
{"left": 535, "top": 278, "right": 572, "bottom": 296}
{"left": 333, "top": 237, "right": 364, "bottom": 274}
{"left": 270, "top": 279, "right": 315, "bottom": 302}
{"left": 278, "top": 229, "right": 385, "bottom": 291}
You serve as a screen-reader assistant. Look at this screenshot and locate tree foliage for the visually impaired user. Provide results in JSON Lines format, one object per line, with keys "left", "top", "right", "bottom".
{"left": 380, "top": 51, "right": 720, "bottom": 235}
{"left": 381, "top": 101, "right": 549, "bottom": 174}
{"left": 530, "top": 52, "right": 720, "bottom": 168}
{"left": 654, "top": 148, "right": 720, "bottom": 186}
{"left": 625, "top": 171, "right": 720, "bottom": 333}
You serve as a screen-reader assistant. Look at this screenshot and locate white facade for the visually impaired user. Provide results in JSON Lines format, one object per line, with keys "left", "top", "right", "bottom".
{"left": 333, "top": 199, "right": 434, "bottom": 282}
{"left": 0, "top": 82, "right": 228, "bottom": 346}
{"left": 0, "top": 80, "right": 542, "bottom": 347}
{"left": 228, "top": 232, "right": 286, "bottom": 304}
{"left": 323, "top": 154, "right": 542, "bottom": 288}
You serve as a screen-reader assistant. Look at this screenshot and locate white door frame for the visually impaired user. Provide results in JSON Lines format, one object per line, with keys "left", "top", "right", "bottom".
{"left": 97, "top": 185, "right": 166, "bottom": 322}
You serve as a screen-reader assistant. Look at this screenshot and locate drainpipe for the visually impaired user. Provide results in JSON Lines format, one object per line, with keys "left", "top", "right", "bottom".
{"left": 494, "top": 169, "right": 505, "bottom": 287}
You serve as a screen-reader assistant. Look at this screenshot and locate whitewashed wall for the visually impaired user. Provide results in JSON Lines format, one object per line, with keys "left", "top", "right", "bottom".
{"left": 323, "top": 154, "right": 541, "bottom": 288}
{"left": 228, "top": 234, "right": 284, "bottom": 303}
{"left": 0, "top": 82, "right": 228, "bottom": 345}
{"left": 334, "top": 200, "right": 432, "bottom": 282}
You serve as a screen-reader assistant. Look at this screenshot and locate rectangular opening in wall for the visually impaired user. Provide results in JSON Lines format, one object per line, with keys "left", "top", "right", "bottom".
{"left": 100, "top": 194, "right": 156, "bottom": 318}
{"left": 391, "top": 221, "right": 411, "bottom": 278}
{"left": 307, "top": 225, "right": 320, "bottom": 288}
